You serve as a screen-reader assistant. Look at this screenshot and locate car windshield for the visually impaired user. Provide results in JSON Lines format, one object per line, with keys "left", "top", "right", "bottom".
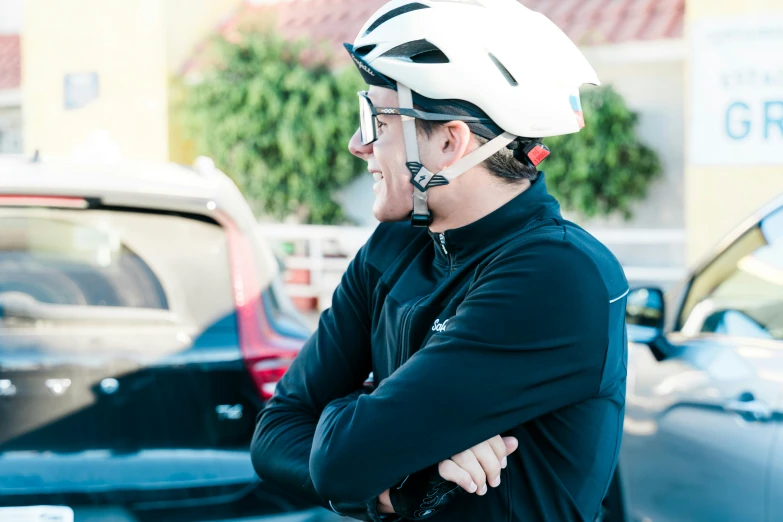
{"left": 680, "top": 207, "right": 783, "bottom": 341}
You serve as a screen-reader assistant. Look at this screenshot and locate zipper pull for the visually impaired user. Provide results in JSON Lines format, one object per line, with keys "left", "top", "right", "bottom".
{"left": 439, "top": 233, "right": 449, "bottom": 255}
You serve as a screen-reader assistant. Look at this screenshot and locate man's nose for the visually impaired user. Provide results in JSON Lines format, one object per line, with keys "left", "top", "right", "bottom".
{"left": 349, "top": 128, "right": 373, "bottom": 158}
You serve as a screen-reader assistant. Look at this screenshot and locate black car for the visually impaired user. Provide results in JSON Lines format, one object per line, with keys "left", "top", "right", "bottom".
{"left": 603, "top": 194, "right": 783, "bottom": 522}
{"left": 0, "top": 156, "right": 344, "bottom": 522}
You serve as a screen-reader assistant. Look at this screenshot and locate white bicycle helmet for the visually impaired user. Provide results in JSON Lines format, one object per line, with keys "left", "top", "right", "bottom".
{"left": 345, "top": 0, "right": 600, "bottom": 226}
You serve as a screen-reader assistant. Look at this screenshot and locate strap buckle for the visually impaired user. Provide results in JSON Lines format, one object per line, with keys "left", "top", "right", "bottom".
{"left": 410, "top": 212, "right": 433, "bottom": 227}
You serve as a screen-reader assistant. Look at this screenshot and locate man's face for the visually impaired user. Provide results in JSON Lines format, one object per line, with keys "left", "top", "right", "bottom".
{"left": 349, "top": 87, "right": 436, "bottom": 222}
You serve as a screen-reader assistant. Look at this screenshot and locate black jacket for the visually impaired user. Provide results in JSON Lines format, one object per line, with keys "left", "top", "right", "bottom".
{"left": 251, "top": 174, "right": 629, "bottom": 521}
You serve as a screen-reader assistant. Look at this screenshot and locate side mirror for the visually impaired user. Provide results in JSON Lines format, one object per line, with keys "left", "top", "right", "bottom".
{"left": 626, "top": 287, "right": 665, "bottom": 346}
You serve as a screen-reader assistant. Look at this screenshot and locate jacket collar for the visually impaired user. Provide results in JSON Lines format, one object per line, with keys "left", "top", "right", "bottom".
{"left": 428, "top": 173, "right": 561, "bottom": 264}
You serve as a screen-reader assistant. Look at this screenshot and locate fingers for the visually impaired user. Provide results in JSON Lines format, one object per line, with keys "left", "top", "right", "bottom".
{"left": 502, "top": 436, "right": 519, "bottom": 468}
{"left": 503, "top": 436, "right": 519, "bottom": 453}
{"left": 451, "top": 449, "right": 489, "bottom": 495}
{"left": 439, "top": 435, "right": 521, "bottom": 498}
{"left": 470, "top": 441, "right": 502, "bottom": 491}
{"left": 438, "top": 459, "right": 478, "bottom": 494}
{"left": 486, "top": 435, "right": 507, "bottom": 469}
{"left": 377, "top": 489, "right": 394, "bottom": 514}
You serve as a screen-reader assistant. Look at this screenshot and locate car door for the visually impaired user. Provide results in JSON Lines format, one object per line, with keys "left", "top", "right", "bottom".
{"left": 622, "top": 205, "right": 783, "bottom": 522}
{"left": 766, "top": 388, "right": 783, "bottom": 522}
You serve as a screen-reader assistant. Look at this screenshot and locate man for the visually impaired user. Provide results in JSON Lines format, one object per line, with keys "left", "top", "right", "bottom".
{"left": 251, "top": 0, "right": 629, "bottom": 520}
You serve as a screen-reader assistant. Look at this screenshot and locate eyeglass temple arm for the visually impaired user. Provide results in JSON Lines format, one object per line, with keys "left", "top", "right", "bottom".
{"left": 374, "top": 106, "right": 491, "bottom": 123}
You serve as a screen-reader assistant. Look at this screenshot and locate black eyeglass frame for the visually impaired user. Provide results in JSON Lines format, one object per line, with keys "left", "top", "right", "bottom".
{"left": 357, "top": 91, "right": 492, "bottom": 145}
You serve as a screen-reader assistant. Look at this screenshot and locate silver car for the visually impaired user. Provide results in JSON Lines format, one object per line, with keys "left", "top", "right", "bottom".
{"left": 605, "top": 195, "right": 783, "bottom": 522}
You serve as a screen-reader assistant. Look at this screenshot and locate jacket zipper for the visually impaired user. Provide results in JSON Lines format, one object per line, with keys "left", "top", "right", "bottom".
{"left": 438, "top": 233, "right": 448, "bottom": 255}
{"left": 397, "top": 295, "right": 428, "bottom": 369}
{"left": 439, "top": 233, "right": 455, "bottom": 274}
{"left": 397, "top": 233, "right": 453, "bottom": 369}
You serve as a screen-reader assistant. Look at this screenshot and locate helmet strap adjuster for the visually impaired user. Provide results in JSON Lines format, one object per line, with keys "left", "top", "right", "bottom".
{"left": 397, "top": 82, "right": 517, "bottom": 228}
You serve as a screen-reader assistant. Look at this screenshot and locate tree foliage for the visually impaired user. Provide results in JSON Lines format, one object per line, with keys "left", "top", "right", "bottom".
{"left": 543, "top": 85, "right": 662, "bottom": 219}
{"left": 181, "top": 31, "right": 366, "bottom": 224}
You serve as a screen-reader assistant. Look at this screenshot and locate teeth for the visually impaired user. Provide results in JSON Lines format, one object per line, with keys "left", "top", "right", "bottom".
{"left": 372, "top": 172, "right": 383, "bottom": 182}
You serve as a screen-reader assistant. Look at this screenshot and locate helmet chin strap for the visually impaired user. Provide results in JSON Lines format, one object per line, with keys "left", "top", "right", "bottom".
{"left": 396, "top": 82, "right": 518, "bottom": 228}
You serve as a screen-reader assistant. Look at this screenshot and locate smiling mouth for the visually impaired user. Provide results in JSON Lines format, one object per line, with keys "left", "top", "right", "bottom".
{"left": 372, "top": 172, "right": 383, "bottom": 182}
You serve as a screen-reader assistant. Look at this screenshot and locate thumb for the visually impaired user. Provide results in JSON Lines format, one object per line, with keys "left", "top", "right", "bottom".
{"left": 502, "top": 436, "right": 519, "bottom": 456}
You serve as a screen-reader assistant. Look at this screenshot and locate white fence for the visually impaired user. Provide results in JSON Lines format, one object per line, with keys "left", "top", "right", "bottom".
{"left": 259, "top": 223, "right": 687, "bottom": 311}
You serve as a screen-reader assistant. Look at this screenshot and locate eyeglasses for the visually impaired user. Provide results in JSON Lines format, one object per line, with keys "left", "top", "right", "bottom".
{"left": 357, "top": 91, "right": 492, "bottom": 145}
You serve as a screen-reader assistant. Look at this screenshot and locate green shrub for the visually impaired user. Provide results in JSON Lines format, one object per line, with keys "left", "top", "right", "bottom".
{"left": 543, "top": 85, "right": 662, "bottom": 219}
{"left": 182, "top": 31, "right": 365, "bottom": 224}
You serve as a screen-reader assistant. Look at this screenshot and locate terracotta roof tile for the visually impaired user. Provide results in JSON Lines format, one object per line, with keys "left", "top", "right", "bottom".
{"left": 541, "top": 0, "right": 585, "bottom": 26}
{"left": 0, "top": 35, "right": 21, "bottom": 90}
{"left": 184, "top": 0, "right": 684, "bottom": 74}
{"left": 321, "top": 0, "right": 685, "bottom": 48}
{"left": 668, "top": 13, "right": 684, "bottom": 39}
{"left": 640, "top": 6, "right": 679, "bottom": 40}
{"left": 598, "top": 0, "right": 632, "bottom": 17}
{"left": 572, "top": 0, "right": 608, "bottom": 22}
{"left": 613, "top": 13, "right": 647, "bottom": 41}
{"left": 626, "top": 0, "right": 657, "bottom": 14}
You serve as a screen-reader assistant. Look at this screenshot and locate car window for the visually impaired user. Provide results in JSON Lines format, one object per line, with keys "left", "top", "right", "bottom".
{"left": 679, "top": 206, "right": 783, "bottom": 341}
{"left": 0, "top": 207, "right": 234, "bottom": 331}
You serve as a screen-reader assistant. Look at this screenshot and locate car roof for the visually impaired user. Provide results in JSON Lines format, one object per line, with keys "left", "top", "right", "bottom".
{"left": 0, "top": 155, "right": 257, "bottom": 227}
{"left": 0, "top": 155, "right": 219, "bottom": 199}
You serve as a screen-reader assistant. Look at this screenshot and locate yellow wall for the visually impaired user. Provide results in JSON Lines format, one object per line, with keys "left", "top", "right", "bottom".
{"left": 164, "top": 0, "right": 242, "bottom": 75}
{"left": 22, "top": 0, "right": 240, "bottom": 163}
{"left": 23, "top": 0, "right": 169, "bottom": 161}
{"left": 163, "top": 0, "right": 244, "bottom": 164}
{"left": 685, "top": 0, "right": 783, "bottom": 264}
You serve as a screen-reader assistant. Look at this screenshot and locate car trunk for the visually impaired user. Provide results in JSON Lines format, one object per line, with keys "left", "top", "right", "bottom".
{"left": 0, "top": 323, "right": 257, "bottom": 452}
{"left": 0, "top": 206, "right": 306, "bottom": 515}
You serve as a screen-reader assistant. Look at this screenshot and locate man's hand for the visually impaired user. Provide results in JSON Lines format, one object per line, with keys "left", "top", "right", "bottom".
{"left": 438, "top": 435, "right": 518, "bottom": 496}
{"left": 376, "top": 435, "right": 518, "bottom": 515}
{"left": 377, "top": 488, "right": 394, "bottom": 514}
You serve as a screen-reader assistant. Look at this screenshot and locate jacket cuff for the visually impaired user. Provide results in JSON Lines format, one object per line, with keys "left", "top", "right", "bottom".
{"left": 388, "top": 465, "right": 466, "bottom": 519}
{"left": 328, "top": 498, "right": 400, "bottom": 522}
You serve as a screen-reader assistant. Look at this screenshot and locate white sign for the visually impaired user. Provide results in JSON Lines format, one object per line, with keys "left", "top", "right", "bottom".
{"left": 690, "top": 15, "right": 783, "bottom": 165}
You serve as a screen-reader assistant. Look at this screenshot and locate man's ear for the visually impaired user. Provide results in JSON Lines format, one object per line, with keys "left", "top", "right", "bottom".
{"left": 437, "top": 120, "right": 472, "bottom": 168}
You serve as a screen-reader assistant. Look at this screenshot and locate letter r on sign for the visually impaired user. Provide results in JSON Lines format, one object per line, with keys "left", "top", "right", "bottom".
{"left": 765, "top": 101, "right": 783, "bottom": 140}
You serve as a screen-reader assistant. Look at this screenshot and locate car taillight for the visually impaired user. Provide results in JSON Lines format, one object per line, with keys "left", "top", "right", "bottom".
{"left": 218, "top": 213, "right": 300, "bottom": 401}
{"left": 252, "top": 357, "right": 296, "bottom": 400}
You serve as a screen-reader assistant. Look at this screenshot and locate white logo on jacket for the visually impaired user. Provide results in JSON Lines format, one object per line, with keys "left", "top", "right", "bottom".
{"left": 431, "top": 319, "right": 450, "bottom": 332}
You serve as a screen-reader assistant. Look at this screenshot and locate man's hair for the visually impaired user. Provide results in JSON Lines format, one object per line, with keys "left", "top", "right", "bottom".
{"left": 414, "top": 112, "right": 539, "bottom": 184}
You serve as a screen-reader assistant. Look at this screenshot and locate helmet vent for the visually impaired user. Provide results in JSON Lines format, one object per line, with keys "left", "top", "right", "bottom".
{"left": 488, "top": 53, "right": 518, "bottom": 86}
{"left": 363, "top": 3, "right": 430, "bottom": 37}
{"left": 410, "top": 50, "right": 450, "bottom": 63}
{"left": 354, "top": 45, "right": 377, "bottom": 56}
{"left": 382, "top": 39, "right": 450, "bottom": 64}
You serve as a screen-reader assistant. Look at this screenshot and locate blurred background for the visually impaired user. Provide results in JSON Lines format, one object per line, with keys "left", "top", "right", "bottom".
{"left": 0, "top": 1, "right": 781, "bottom": 521}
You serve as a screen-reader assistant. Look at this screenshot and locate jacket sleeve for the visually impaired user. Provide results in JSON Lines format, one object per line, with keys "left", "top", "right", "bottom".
{"left": 309, "top": 240, "right": 613, "bottom": 502}
{"left": 250, "top": 240, "right": 375, "bottom": 510}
